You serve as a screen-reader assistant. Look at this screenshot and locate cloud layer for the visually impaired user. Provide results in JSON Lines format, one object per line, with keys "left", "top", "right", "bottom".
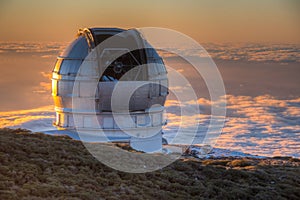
{"left": 1, "top": 95, "right": 299, "bottom": 158}
{"left": 0, "top": 41, "right": 299, "bottom": 157}
{"left": 0, "top": 42, "right": 299, "bottom": 63}
{"left": 0, "top": 41, "right": 66, "bottom": 54}
{"left": 204, "top": 43, "right": 300, "bottom": 63}
{"left": 160, "top": 43, "right": 300, "bottom": 63}
{"left": 163, "top": 95, "right": 300, "bottom": 158}
{"left": 0, "top": 106, "right": 55, "bottom": 132}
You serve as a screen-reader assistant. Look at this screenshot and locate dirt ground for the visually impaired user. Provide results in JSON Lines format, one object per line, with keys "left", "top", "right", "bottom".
{"left": 0, "top": 128, "right": 299, "bottom": 200}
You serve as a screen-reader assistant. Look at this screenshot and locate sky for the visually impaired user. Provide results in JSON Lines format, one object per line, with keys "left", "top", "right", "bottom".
{"left": 0, "top": 0, "right": 299, "bottom": 43}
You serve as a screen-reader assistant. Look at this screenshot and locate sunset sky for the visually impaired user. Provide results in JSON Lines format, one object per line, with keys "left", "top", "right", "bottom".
{"left": 0, "top": 0, "right": 299, "bottom": 43}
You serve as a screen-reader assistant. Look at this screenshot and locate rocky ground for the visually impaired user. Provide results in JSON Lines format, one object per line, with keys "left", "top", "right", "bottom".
{"left": 0, "top": 128, "right": 299, "bottom": 200}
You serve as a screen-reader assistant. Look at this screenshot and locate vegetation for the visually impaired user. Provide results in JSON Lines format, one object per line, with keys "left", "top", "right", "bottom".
{"left": 0, "top": 128, "right": 299, "bottom": 200}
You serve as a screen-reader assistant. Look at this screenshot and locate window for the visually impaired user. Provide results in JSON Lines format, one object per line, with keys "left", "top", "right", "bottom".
{"left": 100, "top": 49, "right": 147, "bottom": 81}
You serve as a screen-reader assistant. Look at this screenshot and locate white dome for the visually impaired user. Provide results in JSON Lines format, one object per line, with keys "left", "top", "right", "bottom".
{"left": 52, "top": 27, "right": 168, "bottom": 152}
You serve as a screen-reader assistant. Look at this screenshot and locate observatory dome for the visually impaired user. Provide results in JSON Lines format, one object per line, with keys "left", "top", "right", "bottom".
{"left": 52, "top": 28, "right": 168, "bottom": 152}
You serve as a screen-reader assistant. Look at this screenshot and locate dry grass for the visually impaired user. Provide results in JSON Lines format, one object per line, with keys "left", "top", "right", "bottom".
{"left": 0, "top": 128, "right": 299, "bottom": 200}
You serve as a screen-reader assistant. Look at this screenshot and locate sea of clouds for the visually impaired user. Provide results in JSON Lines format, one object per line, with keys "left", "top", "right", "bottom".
{"left": 0, "top": 41, "right": 66, "bottom": 54}
{"left": 0, "top": 41, "right": 299, "bottom": 158}
{"left": 0, "top": 41, "right": 299, "bottom": 63}
{"left": 1, "top": 95, "right": 299, "bottom": 158}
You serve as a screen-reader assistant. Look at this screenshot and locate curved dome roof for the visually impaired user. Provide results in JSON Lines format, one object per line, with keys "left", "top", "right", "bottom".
{"left": 60, "top": 36, "right": 89, "bottom": 59}
{"left": 59, "top": 27, "right": 126, "bottom": 59}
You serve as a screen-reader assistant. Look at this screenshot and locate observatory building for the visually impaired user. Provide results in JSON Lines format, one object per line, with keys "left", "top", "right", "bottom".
{"left": 51, "top": 28, "right": 168, "bottom": 152}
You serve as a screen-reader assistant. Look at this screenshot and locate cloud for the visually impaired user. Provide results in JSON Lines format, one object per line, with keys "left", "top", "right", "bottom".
{"left": 0, "top": 41, "right": 67, "bottom": 56}
{"left": 0, "top": 41, "right": 299, "bottom": 157}
{"left": 163, "top": 94, "right": 300, "bottom": 158}
{"left": 0, "top": 106, "right": 55, "bottom": 132}
{"left": 33, "top": 71, "right": 52, "bottom": 94}
{"left": 1, "top": 94, "right": 299, "bottom": 158}
{"left": 216, "top": 95, "right": 300, "bottom": 158}
{"left": 1, "top": 42, "right": 298, "bottom": 63}
{"left": 158, "top": 43, "right": 300, "bottom": 64}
